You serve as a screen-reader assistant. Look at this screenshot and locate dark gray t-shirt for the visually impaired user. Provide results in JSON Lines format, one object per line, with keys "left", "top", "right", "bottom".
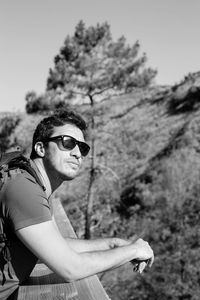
{"left": 0, "top": 164, "right": 52, "bottom": 299}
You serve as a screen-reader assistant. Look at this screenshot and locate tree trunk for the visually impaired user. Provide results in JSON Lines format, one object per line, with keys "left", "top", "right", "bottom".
{"left": 85, "top": 95, "right": 96, "bottom": 239}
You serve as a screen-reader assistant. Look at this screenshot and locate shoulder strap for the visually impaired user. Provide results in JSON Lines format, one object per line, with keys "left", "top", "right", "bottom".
{"left": 0, "top": 150, "right": 46, "bottom": 192}
{"left": 0, "top": 151, "right": 22, "bottom": 167}
{"left": 0, "top": 151, "right": 22, "bottom": 190}
{"left": 8, "top": 156, "right": 46, "bottom": 192}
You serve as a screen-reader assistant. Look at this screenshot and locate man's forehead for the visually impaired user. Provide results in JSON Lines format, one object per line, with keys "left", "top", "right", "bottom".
{"left": 52, "top": 124, "right": 84, "bottom": 140}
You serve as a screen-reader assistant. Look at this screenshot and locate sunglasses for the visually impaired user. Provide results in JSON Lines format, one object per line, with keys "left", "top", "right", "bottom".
{"left": 43, "top": 135, "right": 90, "bottom": 157}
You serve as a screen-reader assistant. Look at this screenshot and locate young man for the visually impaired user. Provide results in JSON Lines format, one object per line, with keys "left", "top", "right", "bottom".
{"left": 0, "top": 109, "right": 154, "bottom": 299}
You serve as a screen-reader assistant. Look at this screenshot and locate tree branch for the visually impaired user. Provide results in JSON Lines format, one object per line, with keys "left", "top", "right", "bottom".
{"left": 96, "top": 163, "right": 121, "bottom": 185}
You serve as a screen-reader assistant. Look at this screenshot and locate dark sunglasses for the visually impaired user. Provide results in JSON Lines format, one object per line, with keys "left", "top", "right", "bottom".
{"left": 43, "top": 135, "right": 90, "bottom": 157}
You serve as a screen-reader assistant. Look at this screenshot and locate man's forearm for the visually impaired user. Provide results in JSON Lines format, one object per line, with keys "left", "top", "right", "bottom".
{"left": 65, "top": 237, "right": 132, "bottom": 253}
{"left": 64, "top": 240, "right": 151, "bottom": 281}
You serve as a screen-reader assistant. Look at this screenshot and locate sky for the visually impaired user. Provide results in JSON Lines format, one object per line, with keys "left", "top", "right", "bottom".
{"left": 1, "top": 0, "right": 200, "bottom": 112}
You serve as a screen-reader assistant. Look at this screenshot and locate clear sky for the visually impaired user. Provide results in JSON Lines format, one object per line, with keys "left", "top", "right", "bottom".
{"left": 1, "top": 0, "right": 200, "bottom": 112}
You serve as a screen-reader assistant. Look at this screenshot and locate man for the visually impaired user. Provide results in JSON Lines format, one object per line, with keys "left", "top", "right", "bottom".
{"left": 0, "top": 109, "right": 154, "bottom": 299}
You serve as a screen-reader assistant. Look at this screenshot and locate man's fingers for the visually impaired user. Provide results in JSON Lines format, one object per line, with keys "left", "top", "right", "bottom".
{"left": 133, "top": 263, "right": 139, "bottom": 272}
{"left": 132, "top": 261, "right": 147, "bottom": 273}
{"left": 131, "top": 258, "right": 153, "bottom": 268}
{"left": 131, "top": 256, "right": 154, "bottom": 274}
{"left": 138, "top": 261, "right": 147, "bottom": 273}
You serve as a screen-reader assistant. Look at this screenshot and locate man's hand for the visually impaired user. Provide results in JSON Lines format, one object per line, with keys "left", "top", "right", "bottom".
{"left": 105, "top": 237, "right": 154, "bottom": 274}
{"left": 130, "top": 238, "right": 154, "bottom": 273}
{"left": 104, "top": 237, "right": 154, "bottom": 274}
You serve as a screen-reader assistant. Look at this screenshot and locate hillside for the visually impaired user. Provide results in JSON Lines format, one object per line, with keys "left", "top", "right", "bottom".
{"left": 1, "top": 72, "right": 200, "bottom": 299}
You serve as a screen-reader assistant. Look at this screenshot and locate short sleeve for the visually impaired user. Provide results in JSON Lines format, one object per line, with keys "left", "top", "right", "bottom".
{"left": 4, "top": 172, "right": 52, "bottom": 231}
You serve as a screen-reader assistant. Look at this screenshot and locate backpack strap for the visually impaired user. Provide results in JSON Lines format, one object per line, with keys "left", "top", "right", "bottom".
{"left": 0, "top": 217, "right": 13, "bottom": 285}
{"left": 8, "top": 155, "right": 46, "bottom": 192}
{"left": 0, "top": 151, "right": 22, "bottom": 166}
{"left": 0, "top": 151, "right": 46, "bottom": 285}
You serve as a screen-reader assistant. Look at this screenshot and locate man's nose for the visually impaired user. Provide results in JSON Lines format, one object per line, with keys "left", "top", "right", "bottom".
{"left": 71, "top": 144, "right": 82, "bottom": 158}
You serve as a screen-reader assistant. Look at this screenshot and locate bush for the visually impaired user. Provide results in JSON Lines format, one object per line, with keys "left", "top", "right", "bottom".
{"left": 0, "top": 113, "right": 21, "bottom": 152}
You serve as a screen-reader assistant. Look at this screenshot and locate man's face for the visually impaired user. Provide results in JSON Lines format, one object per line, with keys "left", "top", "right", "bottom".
{"left": 43, "top": 123, "right": 86, "bottom": 181}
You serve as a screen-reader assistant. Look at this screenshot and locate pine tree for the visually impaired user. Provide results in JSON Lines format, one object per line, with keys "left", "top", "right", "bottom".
{"left": 47, "top": 20, "right": 157, "bottom": 104}
{"left": 45, "top": 21, "right": 157, "bottom": 238}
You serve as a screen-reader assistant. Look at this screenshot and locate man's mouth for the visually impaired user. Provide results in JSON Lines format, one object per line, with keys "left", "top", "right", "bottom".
{"left": 66, "top": 161, "right": 80, "bottom": 167}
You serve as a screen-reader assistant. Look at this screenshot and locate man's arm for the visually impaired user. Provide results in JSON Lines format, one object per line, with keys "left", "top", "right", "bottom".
{"left": 16, "top": 220, "right": 154, "bottom": 282}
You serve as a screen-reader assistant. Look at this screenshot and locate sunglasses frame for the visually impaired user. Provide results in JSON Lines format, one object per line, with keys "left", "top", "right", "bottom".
{"left": 43, "top": 135, "right": 90, "bottom": 157}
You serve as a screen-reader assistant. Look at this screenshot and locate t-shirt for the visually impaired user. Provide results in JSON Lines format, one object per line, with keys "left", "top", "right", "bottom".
{"left": 0, "top": 161, "right": 52, "bottom": 299}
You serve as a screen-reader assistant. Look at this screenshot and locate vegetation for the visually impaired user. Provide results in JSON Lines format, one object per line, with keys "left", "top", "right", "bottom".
{"left": 1, "top": 21, "right": 200, "bottom": 299}
{"left": 0, "top": 113, "right": 21, "bottom": 152}
{"left": 47, "top": 20, "right": 156, "bottom": 101}
{"left": 25, "top": 20, "right": 156, "bottom": 114}
{"left": 29, "top": 20, "right": 156, "bottom": 238}
{"left": 1, "top": 73, "right": 200, "bottom": 299}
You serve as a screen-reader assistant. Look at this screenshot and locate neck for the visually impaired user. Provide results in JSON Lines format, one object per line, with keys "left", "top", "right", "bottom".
{"left": 33, "top": 158, "right": 63, "bottom": 196}
{"left": 32, "top": 158, "right": 53, "bottom": 198}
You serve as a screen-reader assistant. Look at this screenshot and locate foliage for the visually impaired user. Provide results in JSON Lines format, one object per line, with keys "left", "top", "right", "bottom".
{"left": 46, "top": 20, "right": 157, "bottom": 105}
{"left": 11, "top": 114, "right": 43, "bottom": 154}
{"left": 25, "top": 21, "right": 157, "bottom": 114}
{"left": 24, "top": 21, "right": 157, "bottom": 238}
{"left": 0, "top": 113, "right": 21, "bottom": 152}
{"left": 116, "top": 195, "right": 200, "bottom": 300}
{"left": 25, "top": 90, "right": 71, "bottom": 114}
{"left": 2, "top": 71, "right": 200, "bottom": 299}
{"left": 111, "top": 147, "right": 200, "bottom": 300}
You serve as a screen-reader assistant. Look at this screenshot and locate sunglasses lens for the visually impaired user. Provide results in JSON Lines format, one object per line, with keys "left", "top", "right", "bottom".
{"left": 62, "top": 137, "right": 76, "bottom": 150}
{"left": 62, "top": 137, "right": 90, "bottom": 156}
{"left": 79, "top": 142, "right": 90, "bottom": 157}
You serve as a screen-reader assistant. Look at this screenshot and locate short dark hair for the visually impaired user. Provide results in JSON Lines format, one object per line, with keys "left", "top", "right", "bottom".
{"left": 30, "top": 109, "right": 88, "bottom": 159}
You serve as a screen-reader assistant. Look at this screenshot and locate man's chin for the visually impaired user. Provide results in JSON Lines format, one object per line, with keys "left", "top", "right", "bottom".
{"left": 61, "top": 171, "right": 79, "bottom": 181}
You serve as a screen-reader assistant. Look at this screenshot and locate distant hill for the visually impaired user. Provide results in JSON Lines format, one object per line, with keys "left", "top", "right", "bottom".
{"left": 1, "top": 72, "right": 200, "bottom": 299}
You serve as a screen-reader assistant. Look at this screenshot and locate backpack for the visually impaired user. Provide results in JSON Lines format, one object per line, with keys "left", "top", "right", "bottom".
{"left": 0, "top": 150, "right": 45, "bottom": 285}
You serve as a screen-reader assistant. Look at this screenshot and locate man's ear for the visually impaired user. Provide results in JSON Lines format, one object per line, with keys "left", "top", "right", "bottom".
{"left": 34, "top": 142, "right": 45, "bottom": 157}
